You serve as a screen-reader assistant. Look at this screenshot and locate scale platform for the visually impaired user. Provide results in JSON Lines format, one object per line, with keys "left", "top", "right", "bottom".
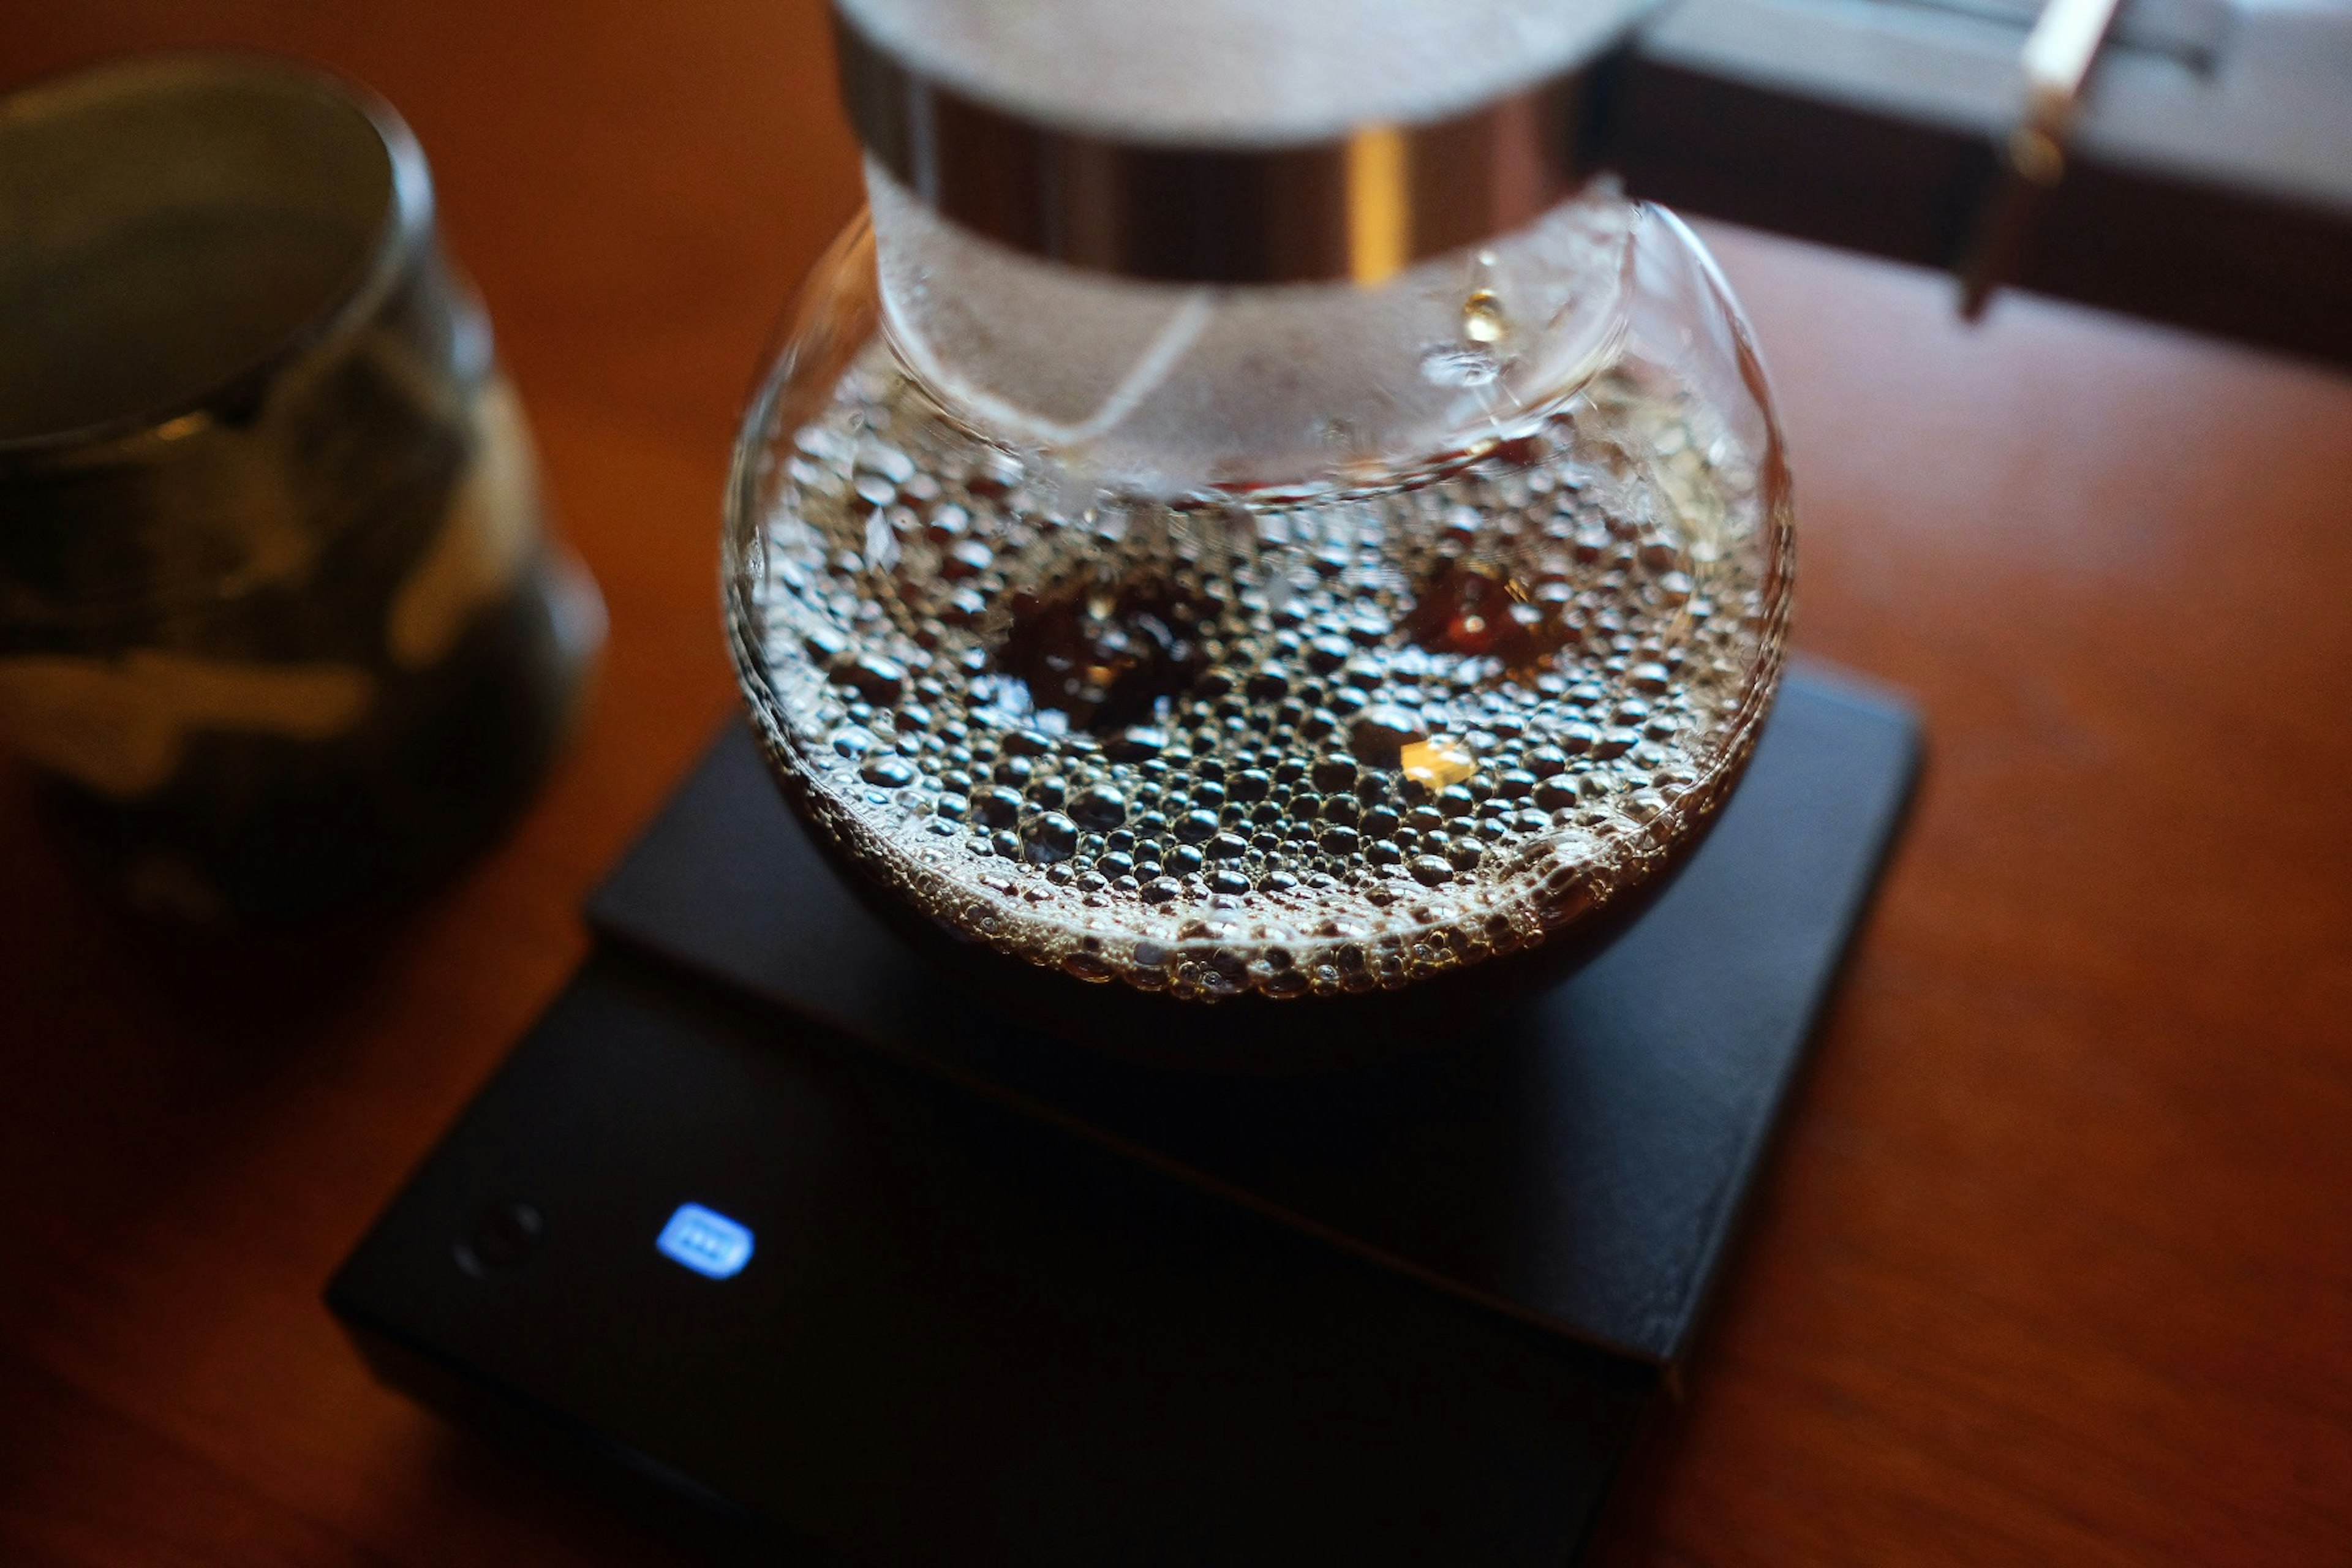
{"left": 329, "top": 665, "right": 1921, "bottom": 1565}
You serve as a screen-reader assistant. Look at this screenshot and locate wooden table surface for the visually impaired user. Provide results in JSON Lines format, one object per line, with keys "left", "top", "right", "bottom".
{"left": 3, "top": 4, "right": 2348, "bottom": 1566}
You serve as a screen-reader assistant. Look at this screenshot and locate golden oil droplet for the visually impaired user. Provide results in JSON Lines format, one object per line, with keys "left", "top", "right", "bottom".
{"left": 1461, "top": 289, "right": 1508, "bottom": 345}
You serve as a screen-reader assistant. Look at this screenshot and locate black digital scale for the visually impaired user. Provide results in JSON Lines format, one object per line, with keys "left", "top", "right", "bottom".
{"left": 311, "top": 0, "right": 2352, "bottom": 1539}
{"left": 328, "top": 665, "right": 1920, "bottom": 1564}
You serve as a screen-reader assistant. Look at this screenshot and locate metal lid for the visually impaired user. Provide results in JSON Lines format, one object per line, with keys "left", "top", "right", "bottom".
{"left": 831, "top": 0, "right": 1653, "bottom": 285}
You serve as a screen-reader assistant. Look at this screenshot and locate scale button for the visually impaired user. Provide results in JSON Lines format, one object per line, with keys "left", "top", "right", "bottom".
{"left": 454, "top": 1197, "right": 545, "bottom": 1277}
{"left": 656, "top": 1202, "right": 755, "bottom": 1280}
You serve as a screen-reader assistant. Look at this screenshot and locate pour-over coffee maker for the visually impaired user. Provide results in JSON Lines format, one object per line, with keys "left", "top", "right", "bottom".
{"left": 725, "top": 0, "right": 1795, "bottom": 1063}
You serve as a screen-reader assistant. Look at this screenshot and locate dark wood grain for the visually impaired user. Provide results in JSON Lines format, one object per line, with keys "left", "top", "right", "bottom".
{"left": 2, "top": 5, "right": 2348, "bottom": 1566}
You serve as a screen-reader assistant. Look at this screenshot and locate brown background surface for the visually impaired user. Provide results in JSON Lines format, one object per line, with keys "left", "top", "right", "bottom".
{"left": 2, "top": 4, "right": 2348, "bottom": 1565}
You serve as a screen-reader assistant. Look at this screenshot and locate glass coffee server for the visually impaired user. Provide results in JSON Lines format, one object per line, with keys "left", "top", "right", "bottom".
{"left": 723, "top": 0, "right": 1794, "bottom": 1065}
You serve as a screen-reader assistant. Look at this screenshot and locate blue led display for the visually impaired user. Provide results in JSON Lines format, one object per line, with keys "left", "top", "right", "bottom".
{"left": 655, "top": 1202, "right": 755, "bottom": 1280}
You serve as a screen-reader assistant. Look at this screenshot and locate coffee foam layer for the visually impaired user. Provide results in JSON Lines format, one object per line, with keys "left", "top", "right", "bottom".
{"left": 742, "top": 344, "right": 1787, "bottom": 1003}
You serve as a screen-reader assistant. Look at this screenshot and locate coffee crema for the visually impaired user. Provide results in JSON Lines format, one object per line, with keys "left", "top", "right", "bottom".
{"left": 737, "top": 343, "right": 1788, "bottom": 1005}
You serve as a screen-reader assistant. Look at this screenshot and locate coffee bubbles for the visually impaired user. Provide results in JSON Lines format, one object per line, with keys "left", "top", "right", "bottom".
{"left": 739, "top": 341, "right": 1787, "bottom": 1005}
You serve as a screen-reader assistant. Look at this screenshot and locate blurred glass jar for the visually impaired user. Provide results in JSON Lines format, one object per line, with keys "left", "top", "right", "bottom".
{"left": 0, "top": 54, "right": 603, "bottom": 926}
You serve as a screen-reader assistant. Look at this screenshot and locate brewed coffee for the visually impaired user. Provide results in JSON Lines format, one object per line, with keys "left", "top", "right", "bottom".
{"left": 737, "top": 336, "right": 1786, "bottom": 1011}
